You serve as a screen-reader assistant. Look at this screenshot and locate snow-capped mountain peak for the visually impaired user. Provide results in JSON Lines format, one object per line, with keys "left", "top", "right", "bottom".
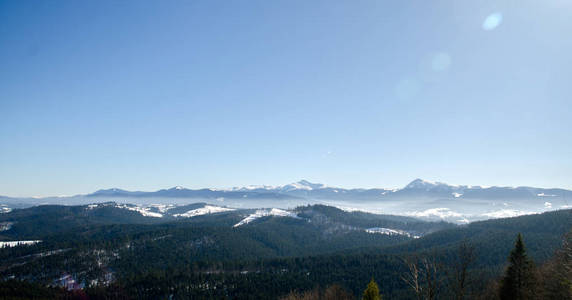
{"left": 403, "top": 179, "right": 461, "bottom": 191}
{"left": 90, "top": 188, "right": 130, "bottom": 196}
{"left": 405, "top": 179, "right": 439, "bottom": 189}
{"left": 233, "top": 185, "right": 275, "bottom": 191}
{"left": 281, "top": 180, "right": 326, "bottom": 191}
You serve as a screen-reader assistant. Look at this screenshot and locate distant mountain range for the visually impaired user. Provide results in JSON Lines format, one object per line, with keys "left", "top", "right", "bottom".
{"left": 2, "top": 179, "right": 571, "bottom": 223}
{"left": 2, "top": 178, "right": 572, "bottom": 202}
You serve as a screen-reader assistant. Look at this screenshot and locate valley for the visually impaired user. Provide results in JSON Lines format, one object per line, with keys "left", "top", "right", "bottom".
{"left": 0, "top": 198, "right": 570, "bottom": 299}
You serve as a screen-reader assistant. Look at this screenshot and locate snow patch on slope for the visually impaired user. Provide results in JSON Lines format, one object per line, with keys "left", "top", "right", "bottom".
{"left": 0, "top": 205, "right": 12, "bottom": 213}
{"left": 365, "top": 227, "right": 419, "bottom": 238}
{"left": 0, "top": 222, "right": 13, "bottom": 231}
{"left": 480, "top": 209, "right": 534, "bottom": 218}
{"left": 0, "top": 240, "right": 41, "bottom": 248}
{"left": 115, "top": 204, "right": 163, "bottom": 218}
{"left": 238, "top": 185, "right": 275, "bottom": 191}
{"left": 174, "top": 205, "right": 235, "bottom": 218}
{"left": 85, "top": 203, "right": 116, "bottom": 210}
{"left": 287, "top": 182, "right": 313, "bottom": 190}
{"left": 233, "top": 208, "right": 298, "bottom": 227}
{"left": 149, "top": 204, "right": 177, "bottom": 213}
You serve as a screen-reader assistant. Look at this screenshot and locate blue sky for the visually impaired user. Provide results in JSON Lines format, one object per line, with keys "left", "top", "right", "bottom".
{"left": 1, "top": 0, "right": 571, "bottom": 197}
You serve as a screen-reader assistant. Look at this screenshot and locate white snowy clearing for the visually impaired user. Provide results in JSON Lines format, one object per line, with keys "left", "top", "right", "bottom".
{"left": 365, "top": 227, "right": 419, "bottom": 238}
{"left": 233, "top": 208, "right": 298, "bottom": 227}
{"left": 115, "top": 204, "right": 163, "bottom": 218}
{"left": 0, "top": 240, "right": 41, "bottom": 248}
{"left": 149, "top": 204, "right": 177, "bottom": 213}
{"left": 0, "top": 222, "right": 13, "bottom": 231}
{"left": 174, "top": 205, "right": 235, "bottom": 218}
{"left": 480, "top": 209, "right": 534, "bottom": 218}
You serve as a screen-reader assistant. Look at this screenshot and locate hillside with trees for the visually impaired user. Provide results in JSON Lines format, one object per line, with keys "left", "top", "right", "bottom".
{"left": 1, "top": 204, "right": 569, "bottom": 299}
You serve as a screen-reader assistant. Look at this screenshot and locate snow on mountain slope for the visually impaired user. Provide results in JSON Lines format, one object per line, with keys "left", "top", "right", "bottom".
{"left": 173, "top": 205, "right": 235, "bottom": 218}
{"left": 115, "top": 204, "right": 163, "bottom": 218}
{"left": 365, "top": 227, "right": 419, "bottom": 238}
{"left": 405, "top": 179, "right": 443, "bottom": 189}
{"left": 149, "top": 204, "right": 177, "bottom": 213}
{"left": 0, "top": 240, "right": 41, "bottom": 248}
{"left": 280, "top": 180, "right": 327, "bottom": 191}
{"left": 231, "top": 185, "right": 275, "bottom": 191}
{"left": 480, "top": 209, "right": 534, "bottom": 218}
{"left": 0, "top": 205, "right": 11, "bottom": 213}
{"left": 0, "top": 222, "right": 13, "bottom": 231}
{"left": 233, "top": 208, "right": 298, "bottom": 227}
{"left": 229, "top": 180, "right": 327, "bottom": 192}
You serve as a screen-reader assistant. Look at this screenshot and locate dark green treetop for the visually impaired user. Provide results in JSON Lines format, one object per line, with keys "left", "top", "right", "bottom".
{"left": 499, "top": 233, "right": 537, "bottom": 300}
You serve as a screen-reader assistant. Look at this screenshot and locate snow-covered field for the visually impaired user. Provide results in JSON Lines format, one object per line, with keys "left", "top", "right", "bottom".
{"left": 114, "top": 204, "right": 164, "bottom": 218}
{"left": 0, "top": 205, "right": 11, "bottom": 213}
{"left": 148, "top": 204, "right": 177, "bottom": 213}
{"left": 234, "top": 208, "right": 299, "bottom": 227}
{"left": 0, "top": 240, "right": 41, "bottom": 248}
{"left": 0, "top": 222, "right": 13, "bottom": 232}
{"left": 174, "top": 205, "right": 235, "bottom": 218}
{"left": 365, "top": 227, "right": 419, "bottom": 238}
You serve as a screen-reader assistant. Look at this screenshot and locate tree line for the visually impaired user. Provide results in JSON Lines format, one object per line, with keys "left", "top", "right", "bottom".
{"left": 282, "top": 229, "right": 571, "bottom": 300}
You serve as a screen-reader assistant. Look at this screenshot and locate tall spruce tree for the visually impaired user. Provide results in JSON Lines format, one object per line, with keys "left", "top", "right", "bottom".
{"left": 499, "top": 233, "right": 537, "bottom": 300}
{"left": 362, "top": 278, "right": 382, "bottom": 300}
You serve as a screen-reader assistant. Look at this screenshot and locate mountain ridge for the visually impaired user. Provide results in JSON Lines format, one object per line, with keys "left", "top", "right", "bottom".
{"left": 0, "top": 178, "right": 572, "bottom": 200}
{"left": 5, "top": 178, "right": 572, "bottom": 200}
{"left": 2, "top": 179, "right": 571, "bottom": 224}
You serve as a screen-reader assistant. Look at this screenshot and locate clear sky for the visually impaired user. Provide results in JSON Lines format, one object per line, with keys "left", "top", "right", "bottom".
{"left": 1, "top": 0, "right": 571, "bottom": 197}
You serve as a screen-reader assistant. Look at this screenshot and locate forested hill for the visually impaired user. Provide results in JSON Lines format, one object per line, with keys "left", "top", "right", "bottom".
{"left": 0, "top": 204, "right": 570, "bottom": 299}
{"left": 0, "top": 203, "right": 452, "bottom": 240}
{"left": 362, "top": 208, "right": 572, "bottom": 265}
{"left": 0, "top": 203, "right": 451, "bottom": 272}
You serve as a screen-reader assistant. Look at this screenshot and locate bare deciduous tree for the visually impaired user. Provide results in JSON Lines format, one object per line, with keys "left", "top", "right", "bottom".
{"left": 401, "top": 255, "right": 441, "bottom": 300}
{"left": 449, "top": 240, "right": 477, "bottom": 300}
{"left": 401, "top": 257, "right": 422, "bottom": 300}
{"left": 421, "top": 257, "right": 439, "bottom": 300}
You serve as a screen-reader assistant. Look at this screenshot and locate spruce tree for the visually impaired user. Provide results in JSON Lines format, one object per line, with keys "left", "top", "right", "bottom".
{"left": 362, "top": 278, "right": 382, "bottom": 300}
{"left": 499, "top": 233, "right": 537, "bottom": 300}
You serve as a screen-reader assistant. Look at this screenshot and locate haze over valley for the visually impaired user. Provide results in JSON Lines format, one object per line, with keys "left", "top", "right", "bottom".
{"left": 2, "top": 0, "right": 571, "bottom": 298}
{"left": 2, "top": 178, "right": 571, "bottom": 224}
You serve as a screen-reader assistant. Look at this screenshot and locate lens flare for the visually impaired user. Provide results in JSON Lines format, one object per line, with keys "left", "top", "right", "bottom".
{"left": 482, "top": 12, "right": 503, "bottom": 31}
{"left": 431, "top": 53, "right": 451, "bottom": 71}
